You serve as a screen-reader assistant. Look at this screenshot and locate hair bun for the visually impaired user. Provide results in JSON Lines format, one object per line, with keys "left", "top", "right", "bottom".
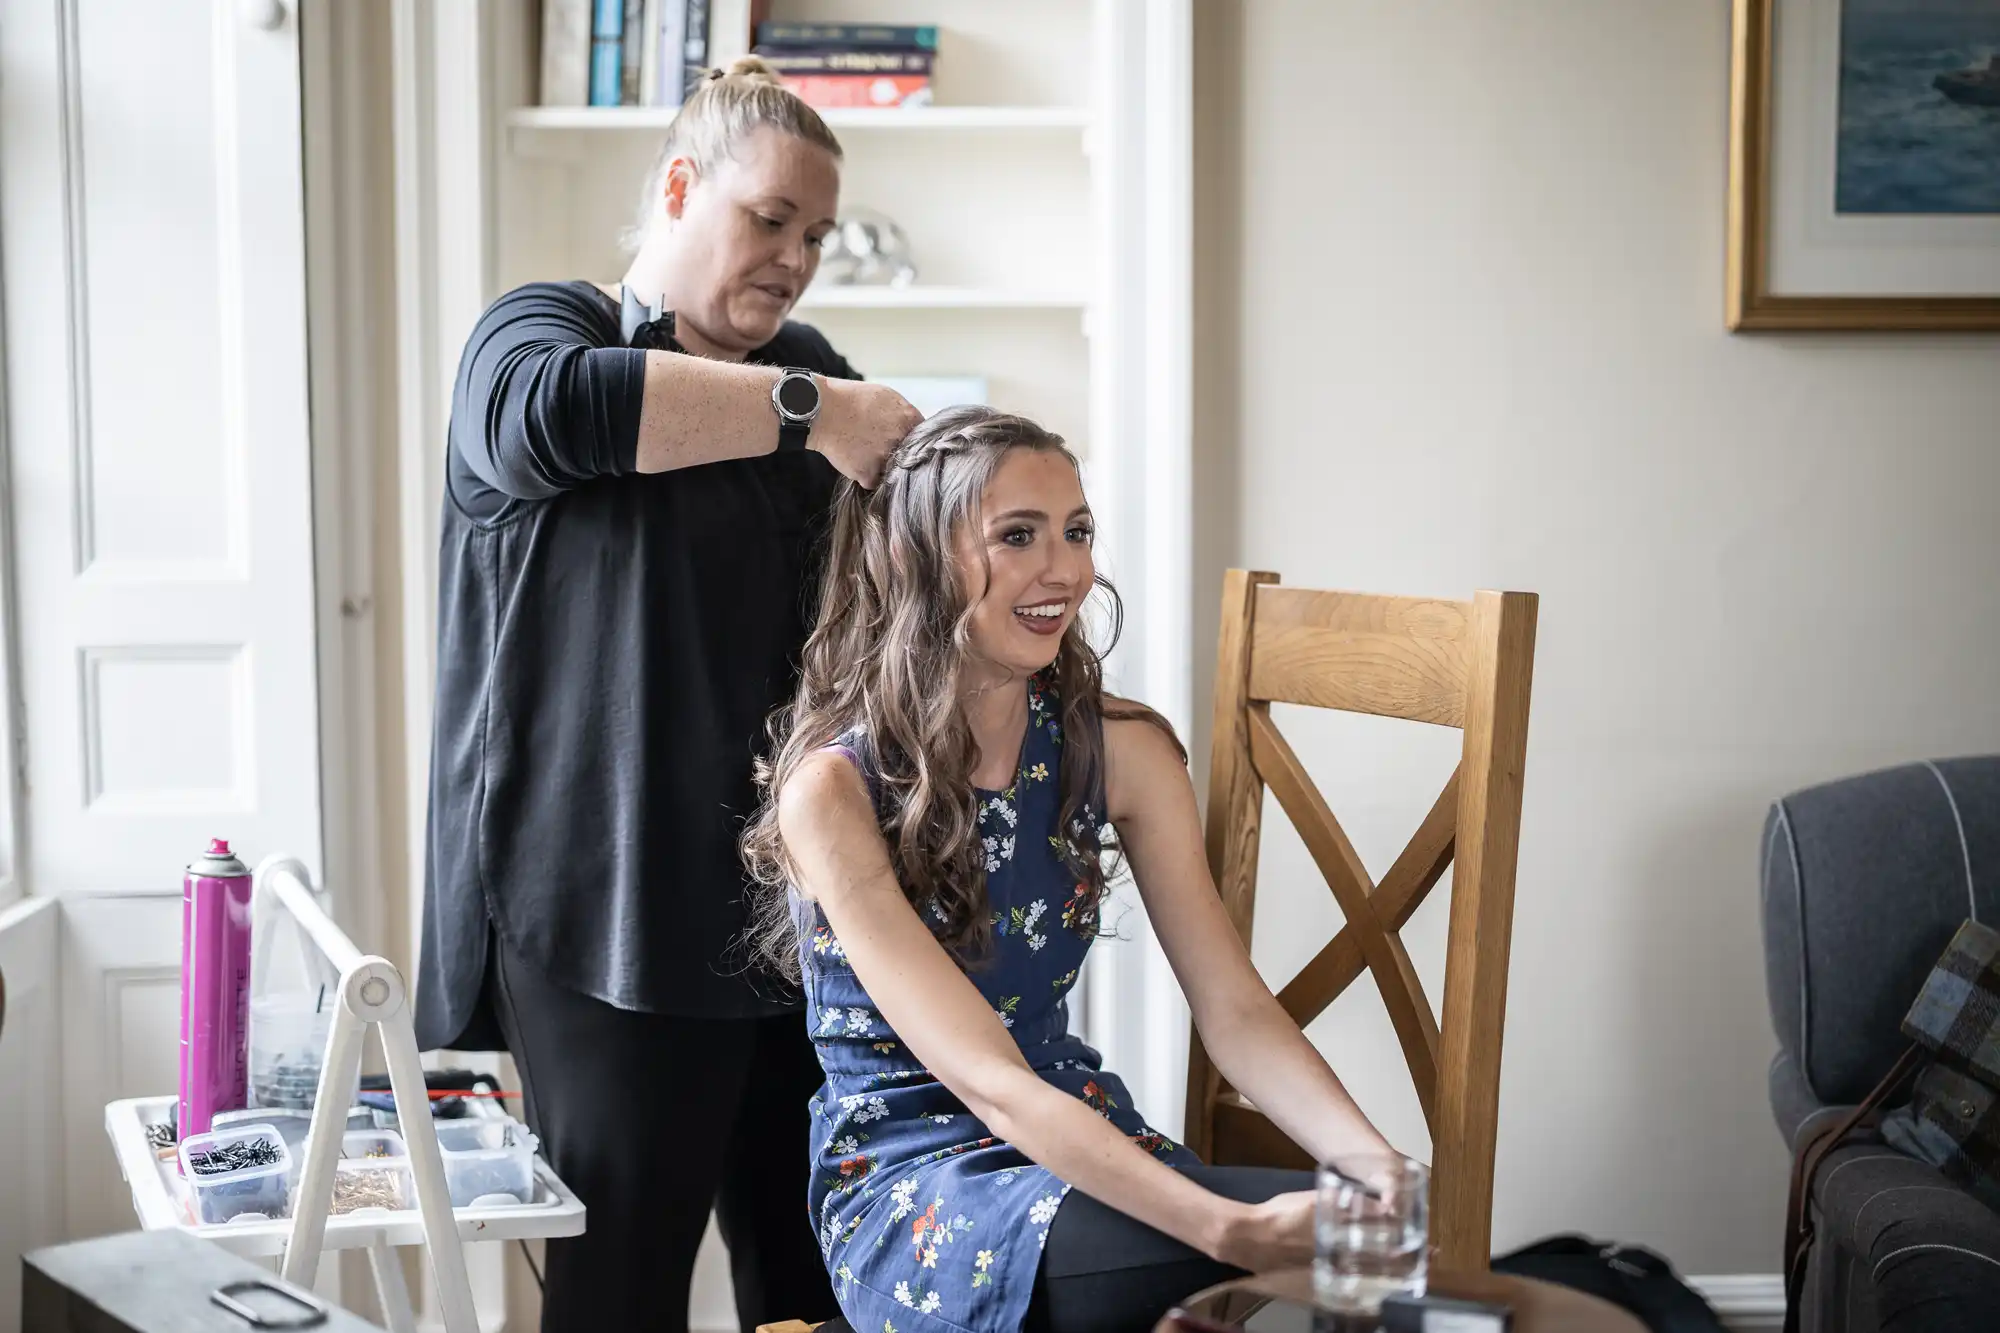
{"left": 719, "top": 54, "right": 782, "bottom": 85}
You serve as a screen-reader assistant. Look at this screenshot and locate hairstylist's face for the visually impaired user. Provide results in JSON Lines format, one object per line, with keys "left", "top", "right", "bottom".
{"left": 956, "top": 449, "right": 1096, "bottom": 683}
{"left": 665, "top": 127, "right": 838, "bottom": 353}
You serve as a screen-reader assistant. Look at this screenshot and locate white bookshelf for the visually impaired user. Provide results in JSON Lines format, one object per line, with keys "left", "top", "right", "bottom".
{"left": 390, "top": 18, "right": 1192, "bottom": 1297}
{"left": 507, "top": 104, "right": 1091, "bottom": 132}
{"left": 796, "top": 284, "right": 1086, "bottom": 311}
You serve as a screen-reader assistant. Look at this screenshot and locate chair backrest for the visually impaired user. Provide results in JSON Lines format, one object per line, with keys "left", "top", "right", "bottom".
{"left": 1184, "top": 571, "right": 1538, "bottom": 1272}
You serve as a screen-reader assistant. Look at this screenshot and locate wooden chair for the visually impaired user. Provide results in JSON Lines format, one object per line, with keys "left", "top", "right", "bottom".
{"left": 1184, "top": 571, "right": 1537, "bottom": 1273}
{"left": 756, "top": 574, "right": 1536, "bottom": 1333}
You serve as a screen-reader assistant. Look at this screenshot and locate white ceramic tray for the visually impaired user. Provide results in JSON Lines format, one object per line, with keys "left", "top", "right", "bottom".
{"left": 106, "top": 1094, "right": 585, "bottom": 1258}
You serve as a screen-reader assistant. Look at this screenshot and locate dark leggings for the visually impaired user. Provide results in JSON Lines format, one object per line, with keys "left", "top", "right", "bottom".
{"left": 1026, "top": 1165, "right": 1315, "bottom": 1333}
{"left": 486, "top": 934, "right": 837, "bottom": 1333}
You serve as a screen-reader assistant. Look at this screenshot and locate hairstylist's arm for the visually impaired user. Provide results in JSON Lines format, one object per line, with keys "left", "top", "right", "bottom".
{"left": 457, "top": 287, "right": 920, "bottom": 500}
{"left": 779, "top": 750, "right": 1317, "bottom": 1273}
{"left": 634, "top": 353, "right": 920, "bottom": 485}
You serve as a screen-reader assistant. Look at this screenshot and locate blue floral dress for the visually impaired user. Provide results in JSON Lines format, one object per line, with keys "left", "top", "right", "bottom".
{"left": 799, "top": 679, "right": 1188, "bottom": 1333}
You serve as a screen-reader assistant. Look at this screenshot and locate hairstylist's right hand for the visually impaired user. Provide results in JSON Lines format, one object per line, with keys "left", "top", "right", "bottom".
{"left": 812, "top": 378, "right": 924, "bottom": 488}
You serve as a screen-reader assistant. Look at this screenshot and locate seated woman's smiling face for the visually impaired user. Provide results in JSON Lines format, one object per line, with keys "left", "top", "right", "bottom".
{"left": 953, "top": 447, "right": 1096, "bottom": 682}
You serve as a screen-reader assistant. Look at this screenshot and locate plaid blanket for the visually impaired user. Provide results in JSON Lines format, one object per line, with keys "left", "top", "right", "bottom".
{"left": 1881, "top": 918, "right": 2000, "bottom": 1208}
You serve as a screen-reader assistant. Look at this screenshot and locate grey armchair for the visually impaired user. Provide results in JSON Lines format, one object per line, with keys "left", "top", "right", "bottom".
{"left": 1762, "top": 757, "right": 2000, "bottom": 1332}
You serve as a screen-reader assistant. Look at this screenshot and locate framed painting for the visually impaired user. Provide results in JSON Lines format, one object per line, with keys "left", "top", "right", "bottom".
{"left": 1728, "top": 0, "right": 2000, "bottom": 330}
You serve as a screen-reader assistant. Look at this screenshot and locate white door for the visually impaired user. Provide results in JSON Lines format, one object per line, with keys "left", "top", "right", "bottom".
{"left": 0, "top": 0, "right": 324, "bottom": 1275}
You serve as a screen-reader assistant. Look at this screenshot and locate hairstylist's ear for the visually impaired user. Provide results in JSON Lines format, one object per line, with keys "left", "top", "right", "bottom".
{"left": 663, "top": 157, "right": 697, "bottom": 222}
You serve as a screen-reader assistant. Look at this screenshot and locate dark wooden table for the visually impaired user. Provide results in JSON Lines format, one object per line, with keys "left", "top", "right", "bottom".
{"left": 1160, "top": 1266, "right": 1648, "bottom": 1333}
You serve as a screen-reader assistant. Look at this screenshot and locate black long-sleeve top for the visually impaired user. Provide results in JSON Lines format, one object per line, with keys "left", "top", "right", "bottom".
{"left": 415, "top": 280, "right": 858, "bottom": 1051}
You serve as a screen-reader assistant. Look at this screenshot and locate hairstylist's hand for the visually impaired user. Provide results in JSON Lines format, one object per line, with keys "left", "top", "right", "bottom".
{"left": 812, "top": 378, "right": 924, "bottom": 488}
{"left": 1211, "top": 1189, "right": 1317, "bottom": 1273}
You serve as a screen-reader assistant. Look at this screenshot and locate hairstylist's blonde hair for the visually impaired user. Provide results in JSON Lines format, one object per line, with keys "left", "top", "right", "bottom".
{"left": 623, "top": 55, "right": 843, "bottom": 252}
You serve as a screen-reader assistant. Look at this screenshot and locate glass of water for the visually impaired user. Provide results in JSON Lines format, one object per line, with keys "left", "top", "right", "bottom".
{"left": 1312, "top": 1155, "right": 1428, "bottom": 1313}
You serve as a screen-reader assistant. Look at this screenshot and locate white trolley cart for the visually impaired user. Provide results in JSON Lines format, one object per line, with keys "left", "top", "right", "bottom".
{"left": 105, "top": 856, "right": 585, "bottom": 1333}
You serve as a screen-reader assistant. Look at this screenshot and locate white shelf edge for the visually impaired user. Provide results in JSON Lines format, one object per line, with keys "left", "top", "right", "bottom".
{"left": 796, "top": 286, "right": 1087, "bottom": 311}
{"left": 507, "top": 104, "right": 1091, "bottom": 132}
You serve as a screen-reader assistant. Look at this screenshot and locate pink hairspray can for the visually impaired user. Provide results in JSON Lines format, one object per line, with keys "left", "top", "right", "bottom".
{"left": 179, "top": 838, "right": 253, "bottom": 1142}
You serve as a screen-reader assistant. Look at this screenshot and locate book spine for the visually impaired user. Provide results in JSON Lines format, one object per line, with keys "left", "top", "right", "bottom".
{"left": 589, "top": 0, "right": 625, "bottom": 106}
{"left": 682, "top": 0, "right": 711, "bottom": 99}
{"left": 751, "top": 48, "right": 934, "bottom": 75}
{"left": 755, "top": 22, "right": 938, "bottom": 50}
{"left": 621, "top": 0, "right": 646, "bottom": 104}
{"left": 652, "top": 0, "right": 688, "bottom": 107}
{"left": 779, "top": 73, "right": 933, "bottom": 109}
{"left": 639, "top": 0, "right": 660, "bottom": 104}
{"left": 539, "top": 0, "right": 592, "bottom": 106}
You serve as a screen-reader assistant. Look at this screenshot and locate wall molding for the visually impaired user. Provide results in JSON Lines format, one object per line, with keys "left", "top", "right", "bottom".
{"left": 1688, "top": 1274, "right": 1786, "bottom": 1332}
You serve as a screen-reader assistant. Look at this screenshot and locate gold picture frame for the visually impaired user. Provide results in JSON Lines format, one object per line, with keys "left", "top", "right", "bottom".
{"left": 1727, "top": 0, "right": 2000, "bottom": 332}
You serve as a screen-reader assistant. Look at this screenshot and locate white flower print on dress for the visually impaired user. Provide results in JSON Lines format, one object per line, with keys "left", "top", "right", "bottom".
{"left": 919, "top": 1292, "right": 942, "bottom": 1315}
{"left": 1029, "top": 1194, "right": 1062, "bottom": 1227}
{"left": 929, "top": 1113, "right": 955, "bottom": 1125}
{"left": 839, "top": 1094, "right": 890, "bottom": 1124}
{"left": 889, "top": 1177, "right": 918, "bottom": 1221}
{"left": 846, "top": 1007, "right": 874, "bottom": 1036}
{"left": 1022, "top": 899, "right": 1048, "bottom": 952}
{"left": 893, "top": 1282, "right": 913, "bottom": 1307}
{"left": 831, "top": 1135, "right": 860, "bottom": 1155}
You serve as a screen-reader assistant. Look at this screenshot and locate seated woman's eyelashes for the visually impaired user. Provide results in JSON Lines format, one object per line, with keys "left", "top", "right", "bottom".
{"left": 997, "top": 521, "right": 1095, "bottom": 548}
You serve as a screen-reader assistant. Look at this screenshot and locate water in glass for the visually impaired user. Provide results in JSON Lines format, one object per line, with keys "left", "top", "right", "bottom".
{"left": 1312, "top": 1155, "right": 1428, "bottom": 1314}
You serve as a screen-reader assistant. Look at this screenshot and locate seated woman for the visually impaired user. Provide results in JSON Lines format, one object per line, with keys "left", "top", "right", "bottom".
{"left": 742, "top": 406, "right": 1403, "bottom": 1333}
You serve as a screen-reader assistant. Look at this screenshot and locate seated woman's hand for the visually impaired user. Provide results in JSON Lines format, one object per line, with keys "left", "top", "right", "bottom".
{"left": 1212, "top": 1189, "right": 1317, "bottom": 1273}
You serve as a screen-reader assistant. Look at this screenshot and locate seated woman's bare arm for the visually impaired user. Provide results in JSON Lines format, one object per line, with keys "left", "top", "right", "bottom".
{"left": 1104, "top": 714, "right": 1394, "bottom": 1170}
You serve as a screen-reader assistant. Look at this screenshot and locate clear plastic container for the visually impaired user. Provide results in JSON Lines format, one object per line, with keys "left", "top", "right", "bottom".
{"left": 330, "top": 1129, "right": 414, "bottom": 1215}
{"left": 247, "top": 877, "right": 342, "bottom": 1111}
{"left": 210, "top": 1105, "right": 374, "bottom": 1186}
{"left": 247, "top": 993, "right": 334, "bottom": 1110}
{"left": 434, "top": 1119, "right": 540, "bottom": 1206}
{"left": 179, "top": 1123, "right": 292, "bottom": 1224}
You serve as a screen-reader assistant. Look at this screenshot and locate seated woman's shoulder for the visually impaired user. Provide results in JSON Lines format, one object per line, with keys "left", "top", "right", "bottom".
{"left": 777, "top": 746, "right": 875, "bottom": 830}
{"left": 1103, "top": 696, "right": 1188, "bottom": 764}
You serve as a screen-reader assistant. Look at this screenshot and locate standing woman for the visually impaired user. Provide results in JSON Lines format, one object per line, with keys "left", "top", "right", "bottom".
{"left": 414, "top": 59, "right": 922, "bottom": 1333}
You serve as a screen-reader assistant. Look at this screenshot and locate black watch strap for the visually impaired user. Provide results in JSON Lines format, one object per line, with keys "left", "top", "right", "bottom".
{"left": 777, "top": 420, "right": 812, "bottom": 453}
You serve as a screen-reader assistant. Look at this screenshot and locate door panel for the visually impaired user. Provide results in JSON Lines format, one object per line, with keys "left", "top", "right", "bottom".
{"left": 0, "top": 0, "right": 323, "bottom": 1246}
{"left": 0, "top": 898, "right": 63, "bottom": 1333}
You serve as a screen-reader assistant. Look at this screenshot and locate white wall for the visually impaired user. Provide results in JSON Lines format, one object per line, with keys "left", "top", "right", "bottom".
{"left": 1193, "top": 0, "right": 2000, "bottom": 1275}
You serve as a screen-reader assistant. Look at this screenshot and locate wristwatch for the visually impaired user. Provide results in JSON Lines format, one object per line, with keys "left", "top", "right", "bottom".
{"left": 771, "top": 367, "right": 821, "bottom": 453}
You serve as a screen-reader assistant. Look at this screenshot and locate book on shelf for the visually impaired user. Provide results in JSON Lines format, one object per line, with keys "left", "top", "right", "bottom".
{"left": 754, "top": 22, "right": 938, "bottom": 51}
{"left": 620, "top": 0, "right": 645, "bottom": 105}
{"left": 680, "top": 0, "right": 708, "bottom": 100}
{"left": 540, "top": 0, "right": 763, "bottom": 109}
{"left": 752, "top": 18, "right": 939, "bottom": 109}
{"left": 780, "top": 74, "right": 933, "bottom": 109}
{"left": 588, "top": 0, "right": 623, "bottom": 106}
{"left": 540, "top": 0, "right": 592, "bottom": 106}
{"left": 750, "top": 48, "right": 934, "bottom": 76}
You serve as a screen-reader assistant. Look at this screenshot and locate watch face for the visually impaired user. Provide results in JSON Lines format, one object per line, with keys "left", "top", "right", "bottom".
{"left": 777, "top": 373, "right": 819, "bottom": 418}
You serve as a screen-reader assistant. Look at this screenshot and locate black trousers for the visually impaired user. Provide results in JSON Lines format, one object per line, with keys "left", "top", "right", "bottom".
{"left": 1027, "top": 1165, "right": 1314, "bottom": 1333}
{"left": 487, "top": 936, "right": 837, "bottom": 1333}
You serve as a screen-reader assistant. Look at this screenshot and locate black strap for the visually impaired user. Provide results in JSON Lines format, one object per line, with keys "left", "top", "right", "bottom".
{"left": 1782, "top": 1044, "right": 1924, "bottom": 1333}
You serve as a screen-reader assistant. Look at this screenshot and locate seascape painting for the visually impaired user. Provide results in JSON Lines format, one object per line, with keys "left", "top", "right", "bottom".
{"left": 1836, "top": 0, "right": 2000, "bottom": 214}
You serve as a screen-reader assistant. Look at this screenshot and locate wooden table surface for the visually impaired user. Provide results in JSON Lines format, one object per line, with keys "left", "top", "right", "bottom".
{"left": 1165, "top": 1266, "right": 1648, "bottom": 1333}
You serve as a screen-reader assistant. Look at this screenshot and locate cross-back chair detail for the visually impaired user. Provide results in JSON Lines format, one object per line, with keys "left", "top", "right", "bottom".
{"left": 1184, "top": 571, "right": 1538, "bottom": 1271}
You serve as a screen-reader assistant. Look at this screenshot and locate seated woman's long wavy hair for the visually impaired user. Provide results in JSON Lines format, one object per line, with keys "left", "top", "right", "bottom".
{"left": 740, "top": 406, "right": 1178, "bottom": 984}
